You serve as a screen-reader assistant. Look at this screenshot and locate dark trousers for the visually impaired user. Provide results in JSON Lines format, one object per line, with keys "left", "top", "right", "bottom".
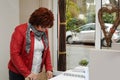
{"left": 9, "top": 70, "right": 25, "bottom": 80}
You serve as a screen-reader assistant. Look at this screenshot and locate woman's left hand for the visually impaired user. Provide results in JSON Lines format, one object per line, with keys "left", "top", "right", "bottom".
{"left": 46, "top": 71, "right": 53, "bottom": 79}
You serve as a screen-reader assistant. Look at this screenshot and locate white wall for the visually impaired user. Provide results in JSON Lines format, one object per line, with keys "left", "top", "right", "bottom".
{"left": 0, "top": 0, "right": 19, "bottom": 79}
{"left": 19, "top": 0, "right": 40, "bottom": 24}
{"left": 89, "top": 49, "right": 120, "bottom": 80}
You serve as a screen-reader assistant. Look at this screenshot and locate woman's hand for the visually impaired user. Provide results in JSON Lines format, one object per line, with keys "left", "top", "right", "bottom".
{"left": 27, "top": 73, "right": 38, "bottom": 80}
{"left": 46, "top": 71, "right": 53, "bottom": 79}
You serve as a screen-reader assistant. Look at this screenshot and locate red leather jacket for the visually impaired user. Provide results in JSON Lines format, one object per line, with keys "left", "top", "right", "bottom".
{"left": 8, "top": 23, "right": 52, "bottom": 77}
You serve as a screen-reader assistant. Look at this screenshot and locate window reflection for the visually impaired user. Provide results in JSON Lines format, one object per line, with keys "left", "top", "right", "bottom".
{"left": 66, "top": 0, "right": 94, "bottom": 70}
{"left": 66, "top": 0, "right": 95, "bottom": 47}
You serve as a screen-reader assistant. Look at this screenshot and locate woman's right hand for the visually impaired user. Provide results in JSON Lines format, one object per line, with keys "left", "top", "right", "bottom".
{"left": 27, "top": 73, "right": 38, "bottom": 80}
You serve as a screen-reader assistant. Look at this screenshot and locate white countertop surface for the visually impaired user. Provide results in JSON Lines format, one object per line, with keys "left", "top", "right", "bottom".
{"left": 49, "top": 66, "right": 89, "bottom": 80}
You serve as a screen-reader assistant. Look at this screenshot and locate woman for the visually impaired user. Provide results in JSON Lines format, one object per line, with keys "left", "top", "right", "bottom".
{"left": 8, "top": 7, "right": 54, "bottom": 80}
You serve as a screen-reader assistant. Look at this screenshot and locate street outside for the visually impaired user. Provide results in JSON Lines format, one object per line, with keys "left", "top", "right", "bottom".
{"left": 66, "top": 42, "right": 120, "bottom": 69}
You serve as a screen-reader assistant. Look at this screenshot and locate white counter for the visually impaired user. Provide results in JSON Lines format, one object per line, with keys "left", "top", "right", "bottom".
{"left": 49, "top": 66, "right": 89, "bottom": 80}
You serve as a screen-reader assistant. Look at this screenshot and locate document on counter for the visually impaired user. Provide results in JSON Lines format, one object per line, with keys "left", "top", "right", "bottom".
{"left": 49, "top": 66, "right": 89, "bottom": 80}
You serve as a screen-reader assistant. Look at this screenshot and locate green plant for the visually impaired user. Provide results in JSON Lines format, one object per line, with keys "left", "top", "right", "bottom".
{"left": 66, "top": 18, "right": 85, "bottom": 31}
{"left": 79, "top": 59, "right": 89, "bottom": 66}
{"left": 102, "top": 12, "right": 116, "bottom": 24}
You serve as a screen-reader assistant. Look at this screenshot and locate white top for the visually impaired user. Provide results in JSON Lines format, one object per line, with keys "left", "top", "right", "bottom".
{"left": 31, "top": 37, "right": 44, "bottom": 74}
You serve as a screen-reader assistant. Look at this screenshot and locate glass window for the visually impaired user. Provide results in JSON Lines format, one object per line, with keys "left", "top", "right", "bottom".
{"left": 66, "top": 0, "right": 120, "bottom": 70}
{"left": 66, "top": 0, "right": 95, "bottom": 70}
{"left": 66, "top": 0, "right": 95, "bottom": 47}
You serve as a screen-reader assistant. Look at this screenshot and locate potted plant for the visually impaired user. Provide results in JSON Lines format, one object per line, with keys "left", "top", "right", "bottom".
{"left": 79, "top": 59, "right": 89, "bottom": 66}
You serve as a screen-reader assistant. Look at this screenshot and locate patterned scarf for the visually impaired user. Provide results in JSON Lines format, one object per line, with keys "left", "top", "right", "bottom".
{"left": 26, "top": 23, "right": 48, "bottom": 53}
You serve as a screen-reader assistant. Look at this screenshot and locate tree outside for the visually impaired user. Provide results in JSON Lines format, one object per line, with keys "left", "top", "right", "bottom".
{"left": 66, "top": 0, "right": 118, "bottom": 31}
{"left": 66, "top": 0, "right": 95, "bottom": 31}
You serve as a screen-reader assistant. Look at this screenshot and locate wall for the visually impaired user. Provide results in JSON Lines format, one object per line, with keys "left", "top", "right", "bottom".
{"left": 89, "top": 49, "right": 120, "bottom": 80}
{"left": 0, "top": 0, "right": 19, "bottom": 79}
{"left": 19, "top": 0, "right": 40, "bottom": 23}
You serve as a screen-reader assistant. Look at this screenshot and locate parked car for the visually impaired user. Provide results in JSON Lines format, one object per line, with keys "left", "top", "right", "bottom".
{"left": 66, "top": 23, "right": 120, "bottom": 46}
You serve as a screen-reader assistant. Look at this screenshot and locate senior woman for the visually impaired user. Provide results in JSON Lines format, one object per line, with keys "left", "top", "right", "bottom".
{"left": 8, "top": 7, "right": 54, "bottom": 80}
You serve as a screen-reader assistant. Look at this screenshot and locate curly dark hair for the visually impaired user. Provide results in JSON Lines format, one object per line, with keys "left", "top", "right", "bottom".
{"left": 29, "top": 7, "right": 54, "bottom": 28}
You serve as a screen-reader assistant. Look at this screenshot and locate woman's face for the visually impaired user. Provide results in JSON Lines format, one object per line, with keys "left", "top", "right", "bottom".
{"left": 35, "top": 25, "right": 46, "bottom": 32}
